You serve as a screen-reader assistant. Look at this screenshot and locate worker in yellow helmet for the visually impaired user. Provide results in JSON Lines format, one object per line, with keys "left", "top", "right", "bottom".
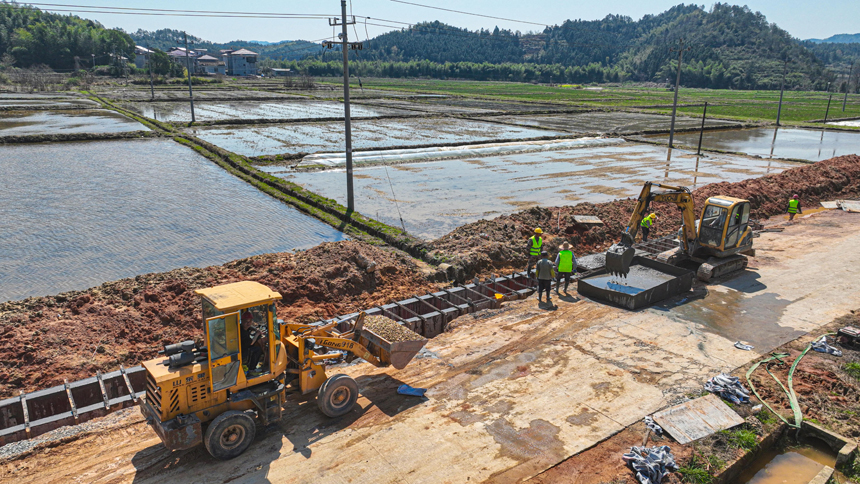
{"left": 526, "top": 228, "right": 543, "bottom": 279}
{"left": 640, "top": 213, "right": 657, "bottom": 242}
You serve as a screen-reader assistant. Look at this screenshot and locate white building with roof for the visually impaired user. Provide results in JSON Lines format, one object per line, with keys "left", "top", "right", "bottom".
{"left": 134, "top": 46, "right": 153, "bottom": 69}
{"left": 222, "top": 48, "right": 259, "bottom": 76}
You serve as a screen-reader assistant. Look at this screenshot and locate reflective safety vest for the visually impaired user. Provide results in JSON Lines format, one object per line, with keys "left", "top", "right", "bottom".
{"left": 558, "top": 250, "right": 574, "bottom": 272}
{"left": 529, "top": 235, "right": 543, "bottom": 256}
{"left": 640, "top": 216, "right": 654, "bottom": 228}
{"left": 788, "top": 199, "right": 799, "bottom": 213}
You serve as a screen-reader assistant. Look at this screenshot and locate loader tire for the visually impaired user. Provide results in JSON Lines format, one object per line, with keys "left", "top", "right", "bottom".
{"left": 204, "top": 410, "right": 256, "bottom": 460}
{"left": 317, "top": 374, "right": 358, "bottom": 418}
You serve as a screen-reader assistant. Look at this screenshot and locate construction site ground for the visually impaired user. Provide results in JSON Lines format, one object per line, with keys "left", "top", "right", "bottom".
{"left": 4, "top": 208, "right": 859, "bottom": 484}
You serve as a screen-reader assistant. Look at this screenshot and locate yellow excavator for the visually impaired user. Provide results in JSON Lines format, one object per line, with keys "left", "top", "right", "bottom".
{"left": 139, "top": 281, "right": 427, "bottom": 460}
{"left": 605, "top": 182, "right": 755, "bottom": 282}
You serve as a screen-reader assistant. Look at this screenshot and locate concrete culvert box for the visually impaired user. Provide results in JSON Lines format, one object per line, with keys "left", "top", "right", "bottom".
{"left": 577, "top": 256, "right": 693, "bottom": 310}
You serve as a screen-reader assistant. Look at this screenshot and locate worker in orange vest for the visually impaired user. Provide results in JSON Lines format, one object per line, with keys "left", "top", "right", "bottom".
{"left": 526, "top": 228, "right": 543, "bottom": 279}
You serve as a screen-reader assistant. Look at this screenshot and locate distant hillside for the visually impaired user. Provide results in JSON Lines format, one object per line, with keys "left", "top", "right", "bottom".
{"left": 129, "top": 29, "right": 319, "bottom": 60}
{"left": 808, "top": 33, "right": 860, "bottom": 44}
{"left": 347, "top": 3, "right": 830, "bottom": 90}
{"left": 0, "top": 3, "right": 134, "bottom": 69}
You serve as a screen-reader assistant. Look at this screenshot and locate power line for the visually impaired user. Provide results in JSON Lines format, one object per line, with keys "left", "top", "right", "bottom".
{"left": 388, "top": 0, "right": 548, "bottom": 27}
{"left": 25, "top": 3, "right": 336, "bottom": 18}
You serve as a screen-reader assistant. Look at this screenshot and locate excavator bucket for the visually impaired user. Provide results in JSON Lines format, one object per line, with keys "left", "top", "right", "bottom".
{"left": 605, "top": 232, "right": 636, "bottom": 277}
{"left": 357, "top": 316, "right": 428, "bottom": 369}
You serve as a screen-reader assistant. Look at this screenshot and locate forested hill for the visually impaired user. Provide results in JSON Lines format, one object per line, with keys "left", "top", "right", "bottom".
{"left": 129, "top": 29, "right": 319, "bottom": 61}
{"left": 355, "top": 3, "right": 835, "bottom": 89}
{"left": 0, "top": 3, "right": 134, "bottom": 69}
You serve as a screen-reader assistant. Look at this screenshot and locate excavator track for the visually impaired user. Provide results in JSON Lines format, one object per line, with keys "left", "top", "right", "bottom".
{"left": 696, "top": 254, "right": 748, "bottom": 282}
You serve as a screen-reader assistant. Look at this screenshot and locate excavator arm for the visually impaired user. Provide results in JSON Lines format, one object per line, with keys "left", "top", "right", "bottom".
{"left": 606, "top": 182, "right": 699, "bottom": 276}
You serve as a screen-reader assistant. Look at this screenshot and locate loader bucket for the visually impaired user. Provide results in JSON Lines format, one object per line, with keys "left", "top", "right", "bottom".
{"left": 358, "top": 327, "right": 428, "bottom": 369}
{"left": 605, "top": 243, "right": 635, "bottom": 277}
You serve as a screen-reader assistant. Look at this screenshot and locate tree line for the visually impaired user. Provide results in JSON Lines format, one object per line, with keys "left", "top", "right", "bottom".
{"left": 0, "top": 2, "right": 134, "bottom": 70}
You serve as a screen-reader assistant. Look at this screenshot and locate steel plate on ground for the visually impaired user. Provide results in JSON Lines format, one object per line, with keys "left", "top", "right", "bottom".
{"left": 652, "top": 394, "right": 744, "bottom": 444}
{"left": 572, "top": 215, "right": 604, "bottom": 225}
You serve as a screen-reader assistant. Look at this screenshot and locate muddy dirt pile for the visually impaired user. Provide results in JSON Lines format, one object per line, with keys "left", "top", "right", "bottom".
{"left": 430, "top": 154, "right": 860, "bottom": 280}
{"left": 0, "top": 241, "right": 438, "bottom": 396}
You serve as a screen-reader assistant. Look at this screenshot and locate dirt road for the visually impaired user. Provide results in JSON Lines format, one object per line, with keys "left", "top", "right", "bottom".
{"left": 5, "top": 210, "right": 860, "bottom": 484}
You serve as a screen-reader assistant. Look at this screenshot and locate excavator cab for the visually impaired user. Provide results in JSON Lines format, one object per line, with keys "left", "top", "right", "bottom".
{"left": 697, "top": 197, "right": 753, "bottom": 256}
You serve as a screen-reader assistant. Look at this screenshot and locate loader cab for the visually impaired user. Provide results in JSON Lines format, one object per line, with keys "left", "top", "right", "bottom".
{"left": 194, "top": 281, "right": 283, "bottom": 392}
{"left": 697, "top": 197, "right": 752, "bottom": 255}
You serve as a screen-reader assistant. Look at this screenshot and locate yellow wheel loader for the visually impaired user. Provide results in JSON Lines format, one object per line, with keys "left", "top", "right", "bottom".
{"left": 605, "top": 182, "right": 755, "bottom": 282}
{"left": 139, "top": 281, "right": 427, "bottom": 460}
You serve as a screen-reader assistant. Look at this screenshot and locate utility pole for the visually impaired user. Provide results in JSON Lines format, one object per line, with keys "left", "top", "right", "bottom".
{"left": 667, "top": 38, "right": 690, "bottom": 149}
{"left": 823, "top": 93, "right": 833, "bottom": 126}
{"left": 147, "top": 44, "right": 155, "bottom": 101}
{"left": 184, "top": 32, "right": 196, "bottom": 123}
{"left": 326, "top": 2, "right": 361, "bottom": 214}
{"left": 844, "top": 62, "right": 854, "bottom": 112}
{"left": 776, "top": 59, "right": 789, "bottom": 127}
{"left": 696, "top": 102, "right": 708, "bottom": 155}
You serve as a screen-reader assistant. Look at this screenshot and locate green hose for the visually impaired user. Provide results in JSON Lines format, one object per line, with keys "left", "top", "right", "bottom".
{"left": 745, "top": 333, "right": 835, "bottom": 429}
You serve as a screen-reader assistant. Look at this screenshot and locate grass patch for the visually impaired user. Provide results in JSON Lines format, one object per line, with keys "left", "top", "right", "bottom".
{"left": 721, "top": 428, "right": 758, "bottom": 451}
{"left": 755, "top": 408, "right": 777, "bottom": 425}
{"left": 845, "top": 362, "right": 860, "bottom": 380}
{"left": 320, "top": 78, "right": 860, "bottom": 124}
{"left": 678, "top": 454, "right": 715, "bottom": 484}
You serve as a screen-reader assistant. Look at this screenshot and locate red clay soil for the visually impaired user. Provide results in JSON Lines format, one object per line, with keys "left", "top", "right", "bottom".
{"left": 527, "top": 422, "right": 689, "bottom": 484}
{"left": 430, "top": 154, "right": 860, "bottom": 280}
{"left": 746, "top": 310, "right": 860, "bottom": 440}
{"left": 0, "top": 241, "right": 438, "bottom": 397}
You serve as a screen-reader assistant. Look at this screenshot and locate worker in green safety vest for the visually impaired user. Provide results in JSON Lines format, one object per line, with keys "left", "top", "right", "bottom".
{"left": 526, "top": 228, "right": 543, "bottom": 279}
{"left": 787, "top": 194, "right": 802, "bottom": 221}
{"left": 553, "top": 241, "right": 577, "bottom": 295}
{"left": 640, "top": 213, "right": 657, "bottom": 242}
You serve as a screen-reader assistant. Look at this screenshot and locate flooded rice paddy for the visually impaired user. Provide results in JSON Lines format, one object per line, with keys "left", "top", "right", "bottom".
{"left": 651, "top": 127, "right": 860, "bottom": 161}
{"left": 0, "top": 109, "right": 147, "bottom": 136}
{"left": 828, "top": 119, "right": 860, "bottom": 127}
{"left": 127, "top": 100, "right": 416, "bottom": 122}
{"left": 189, "top": 118, "right": 563, "bottom": 157}
{"left": 484, "top": 112, "right": 739, "bottom": 133}
{"left": 0, "top": 139, "right": 346, "bottom": 302}
{"left": 278, "top": 143, "right": 796, "bottom": 239}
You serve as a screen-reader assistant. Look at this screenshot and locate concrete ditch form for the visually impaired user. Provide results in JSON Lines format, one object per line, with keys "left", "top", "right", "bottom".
{"left": 577, "top": 257, "right": 693, "bottom": 310}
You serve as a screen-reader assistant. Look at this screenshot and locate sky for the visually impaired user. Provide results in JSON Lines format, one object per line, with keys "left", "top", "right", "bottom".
{"left": 30, "top": 0, "right": 860, "bottom": 44}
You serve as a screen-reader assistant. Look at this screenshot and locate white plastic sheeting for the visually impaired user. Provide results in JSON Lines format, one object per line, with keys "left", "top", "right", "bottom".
{"left": 299, "top": 137, "right": 626, "bottom": 166}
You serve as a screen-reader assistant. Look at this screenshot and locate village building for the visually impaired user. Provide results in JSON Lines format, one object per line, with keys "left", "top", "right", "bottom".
{"left": 221, "top": 48, "right": 259, "bottom": 76}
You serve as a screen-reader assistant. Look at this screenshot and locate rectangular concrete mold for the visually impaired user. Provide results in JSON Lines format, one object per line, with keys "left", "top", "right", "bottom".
{"left": 577, "top": 256, "right": 693, "bottom": 310}
{"left": 0, "top": 273, "right": 535, "bottom": 447}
